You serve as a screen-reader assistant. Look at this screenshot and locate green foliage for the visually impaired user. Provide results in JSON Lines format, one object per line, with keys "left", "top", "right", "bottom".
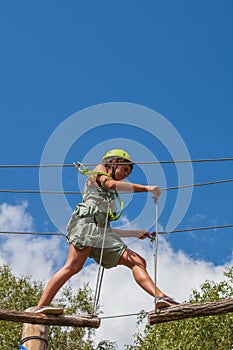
{"left": 127, "top": 266, "right": 233, "bottom": 350}
{"left": 0, "top": 264, "right": 106, "bottom": 350}
{"left": 0, "top": 264, "right": 44, "bottom": 349}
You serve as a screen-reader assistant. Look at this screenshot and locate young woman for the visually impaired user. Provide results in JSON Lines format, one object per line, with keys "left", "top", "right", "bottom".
{"left": 36, "top": 149, "right": 178, "bottom": 314}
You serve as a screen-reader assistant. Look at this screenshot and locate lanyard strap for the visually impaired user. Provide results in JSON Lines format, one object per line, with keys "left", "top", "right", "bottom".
{"left": 73, "top": 162, "right": 124, "bottom": 221}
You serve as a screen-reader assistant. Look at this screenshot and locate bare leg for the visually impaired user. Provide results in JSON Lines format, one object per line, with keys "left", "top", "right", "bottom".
{"left": 37, "top": 244, "right": 91, "bottom": 308}
{"left": 118, "top": 248, "right": 166, "bottom": 297}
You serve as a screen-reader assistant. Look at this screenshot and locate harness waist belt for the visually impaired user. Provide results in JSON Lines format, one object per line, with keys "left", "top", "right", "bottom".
{"left": 78, "top": 216, "right": 111, "bottom": 229}
{"left": 78, "top": 217, "right": 96, "bottom": 225}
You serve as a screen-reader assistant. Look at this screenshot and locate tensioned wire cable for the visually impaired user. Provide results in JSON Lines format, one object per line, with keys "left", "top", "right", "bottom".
{"left": 2, "top": 158, "right": 231, "bottom": 323}
{"left": 0, "top": 224, "right": 232, "bottom": 236}
{"left": 152, "top": 224, "right": 233, "bottom": 236}
{"left": 100, "top": 311, "right": 147, "bottom": 319}
{"left": 0, "top": 179, "right": 232, "bottom": 236}
{"left": 0, "top": 231, "right": 66, "bottom": 236}
{"left": 0, "top": 189, "right": 83, "bottom": 194}
{"left": 0, "top": 157, "right": 233, "bottom": 168}
{"left": 0, "top": 178, "right": 232, "bottom": 194}
{"left": 161, "top": 179, "right": 233, "bottom": 191}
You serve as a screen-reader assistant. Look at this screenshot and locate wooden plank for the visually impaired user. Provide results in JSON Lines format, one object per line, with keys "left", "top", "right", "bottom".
{"left": 0, "top": 308, "right": 100, "bottom": 328}
{"left": 148, "top": 298, "right": 233, "bottom": 325}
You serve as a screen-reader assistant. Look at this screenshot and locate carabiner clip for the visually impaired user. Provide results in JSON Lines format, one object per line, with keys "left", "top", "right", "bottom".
{"left": 73, "top": 162, "right": 83, "bottom": 170}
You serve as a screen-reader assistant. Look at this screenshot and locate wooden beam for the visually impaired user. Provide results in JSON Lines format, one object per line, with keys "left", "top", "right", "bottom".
{"left": 0, "top": 308, "right": 100, "bottom": 328}
{"left": 148, "top": 298, "right": 233, "bottom": 325}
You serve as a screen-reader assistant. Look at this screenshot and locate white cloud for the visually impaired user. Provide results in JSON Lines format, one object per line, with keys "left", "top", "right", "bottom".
{"left": 0, "top": 234, "right": 67, "bottom": 280}
{"left": 0, "top": 201, "right": 34, "bottom": 231}
{"left": 0, "top": 201, "right": 68, "bottom": 280}
{"left": 0, "top": 202, "right": 231, "bottom": 349}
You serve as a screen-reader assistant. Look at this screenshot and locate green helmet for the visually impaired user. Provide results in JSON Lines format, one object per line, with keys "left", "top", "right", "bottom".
{"left": 102, "top": 149, "right": 132, "bottom": 162}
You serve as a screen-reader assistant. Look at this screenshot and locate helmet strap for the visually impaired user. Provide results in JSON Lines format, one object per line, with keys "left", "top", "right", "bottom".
{"left": 111, "top": 165, "right": 116, "bottom": 180}
{"left": 104, "top": 158, "right": 118, "bottom": 180}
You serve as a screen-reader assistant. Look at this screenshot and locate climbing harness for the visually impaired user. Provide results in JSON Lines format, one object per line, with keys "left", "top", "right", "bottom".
{"left": 74, "top": 161, "right": 161, "bottom": 315}
{"left": 73, "top": 162, "right": 124, "bottom": 314}
{"left": 73, "top": 162, "right": 124, "bottom": 221}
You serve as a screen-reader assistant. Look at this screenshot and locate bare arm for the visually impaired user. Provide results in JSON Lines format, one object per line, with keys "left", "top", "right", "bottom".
{"left": 94, "top": 165, "right": 161, "bottom": 200}
{"left": 111, "top": 228, "right": 152, "bottom": 239}
{"left": 104, "top": 179, "right": 160, "bottom": 201}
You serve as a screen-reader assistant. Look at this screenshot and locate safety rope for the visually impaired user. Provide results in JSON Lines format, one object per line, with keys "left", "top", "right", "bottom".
{"left": 153, "top": 200, "right": 159, "bottom": 312}
{"left": 94, "top": 266, "right": 105, "bottom": 314}
{"left": 92, "top": 200, "right": 110, "bottom": 316}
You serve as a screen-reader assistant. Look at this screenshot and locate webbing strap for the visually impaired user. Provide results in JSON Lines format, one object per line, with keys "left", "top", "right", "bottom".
{"left": 74, "top": 162, "right": 111, "bottom": 182}
{"left": 73, "top": 162, "right": 124, "bottom": 221}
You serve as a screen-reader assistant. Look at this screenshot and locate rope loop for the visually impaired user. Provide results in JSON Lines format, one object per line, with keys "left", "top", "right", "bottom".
{"left": 20, "top": 335, "right": 48, "bottom": 345}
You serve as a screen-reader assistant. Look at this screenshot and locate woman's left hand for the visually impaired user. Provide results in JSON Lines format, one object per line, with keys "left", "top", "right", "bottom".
{"left": 138, "top": 230, "right": 151, "bottom": 240}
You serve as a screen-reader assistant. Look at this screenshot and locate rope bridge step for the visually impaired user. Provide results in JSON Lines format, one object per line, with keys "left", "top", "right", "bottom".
{"left": 0, "top": 308, "right": 100, "bottom": 328}
{"left": 148, "top": 298, "right": 233, "bottom": 325}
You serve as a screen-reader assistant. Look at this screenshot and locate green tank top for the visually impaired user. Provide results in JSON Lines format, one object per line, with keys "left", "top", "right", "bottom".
{"left": 82, "top": 181, "right": 117, "bottom": 223}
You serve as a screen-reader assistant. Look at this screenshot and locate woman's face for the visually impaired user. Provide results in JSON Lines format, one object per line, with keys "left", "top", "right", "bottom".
{"left": 114, "top": 163, "right": 132, "bottom": 180}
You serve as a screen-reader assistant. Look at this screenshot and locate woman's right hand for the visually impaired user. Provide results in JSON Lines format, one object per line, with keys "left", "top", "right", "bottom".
{"left": 148, "top": 186, "right": 161, "bottom": 201}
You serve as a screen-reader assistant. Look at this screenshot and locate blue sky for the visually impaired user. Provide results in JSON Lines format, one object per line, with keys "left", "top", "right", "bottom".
{"left": 1, "top": 0, "right": 232, "bottom": 261}
{"left": 0, "top": 1, "right": 233, "bottom": 346}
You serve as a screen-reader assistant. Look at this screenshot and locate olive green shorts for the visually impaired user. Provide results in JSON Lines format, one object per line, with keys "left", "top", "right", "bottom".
{"left": 89, "top": 231, "right": 127, "bottom": 269}
{"left": 67, "top": 227, "right": 127, "bottom": 269}
{"left": 66, "top": 204, "right": 127, "bottom": 269}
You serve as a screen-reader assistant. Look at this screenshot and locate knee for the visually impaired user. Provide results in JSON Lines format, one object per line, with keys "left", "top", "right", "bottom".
{"left": 131, "top": 253, "right": 147, "bottom": 269}
{"left": 137, "top": 256, "right": 147, "bottom": 269}
{"left": 64, "top": 262, "right": 82, "bottom": 276}
{"left": 120, "top": 249, "right": 147, "bottom": 269}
